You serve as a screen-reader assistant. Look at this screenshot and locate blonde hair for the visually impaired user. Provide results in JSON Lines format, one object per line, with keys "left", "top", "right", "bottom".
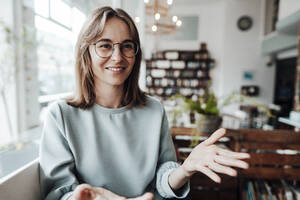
{"left": 67, "top": 7, "right": 146, "bottom": 109}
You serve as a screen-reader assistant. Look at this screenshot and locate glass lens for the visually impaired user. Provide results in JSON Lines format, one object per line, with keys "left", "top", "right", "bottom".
{"left": 95, "top": 41, "right": 113, "bottom": 57}
{"left": 120, "top": 41, "right": 137, "bottom": 58}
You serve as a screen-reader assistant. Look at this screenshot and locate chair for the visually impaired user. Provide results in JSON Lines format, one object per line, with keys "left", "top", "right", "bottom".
{"left": 0, "top": 158, "right": 40, "bottom": 200}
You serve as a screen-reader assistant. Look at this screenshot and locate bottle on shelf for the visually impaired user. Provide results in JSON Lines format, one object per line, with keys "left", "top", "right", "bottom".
{"left": 199, "top": 42, "right": 209, "bottom": 60}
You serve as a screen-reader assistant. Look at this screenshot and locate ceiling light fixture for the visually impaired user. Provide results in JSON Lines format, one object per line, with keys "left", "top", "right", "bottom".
{"left": 145, "top": 0, "right": 182, "bottom": 34}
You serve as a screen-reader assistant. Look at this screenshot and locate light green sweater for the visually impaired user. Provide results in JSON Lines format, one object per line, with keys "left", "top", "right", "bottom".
{"left": 39, "top": 96, "right": 189, "bottom": 200}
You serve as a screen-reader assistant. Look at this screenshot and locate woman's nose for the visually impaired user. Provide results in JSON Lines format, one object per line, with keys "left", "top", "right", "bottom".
{"left": 111, "top": 46, "right": 122, "bottom": 61}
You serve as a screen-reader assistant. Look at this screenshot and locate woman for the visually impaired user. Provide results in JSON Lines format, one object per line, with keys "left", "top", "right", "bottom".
{"left": 39, "top": 7, "right": 250, "bottom": 200}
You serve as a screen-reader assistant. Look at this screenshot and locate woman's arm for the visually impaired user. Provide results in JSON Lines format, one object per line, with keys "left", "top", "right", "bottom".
{"left": 168, "top": 128, "right": 250, "bottom": 190}
{"left": 155, "top": 107, "right": 190, "bottom": 198}
{"left": 39, "top": 102, "right": 79, "bottom": 200}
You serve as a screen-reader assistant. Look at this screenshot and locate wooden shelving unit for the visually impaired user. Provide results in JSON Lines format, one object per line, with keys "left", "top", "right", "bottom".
{"left": 145, "top": 43, "right": 215, "bottom": 99}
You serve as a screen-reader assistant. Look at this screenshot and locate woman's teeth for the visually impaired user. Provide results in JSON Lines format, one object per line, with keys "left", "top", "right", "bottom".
{"left": 107, "top": 67, "right": 123, "bottom": 71}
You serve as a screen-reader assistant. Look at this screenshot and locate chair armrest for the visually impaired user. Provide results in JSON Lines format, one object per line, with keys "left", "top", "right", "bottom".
{"left": 0, "top": 158, "right": 41, "bottom": 200}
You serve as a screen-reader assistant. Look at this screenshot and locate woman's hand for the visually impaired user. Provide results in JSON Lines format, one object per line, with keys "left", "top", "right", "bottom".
{"left": 181, "top": 128, "right": 250, "bottom": 183}
{"left": 68, "top": 184, "right": 154, "bottom": 200}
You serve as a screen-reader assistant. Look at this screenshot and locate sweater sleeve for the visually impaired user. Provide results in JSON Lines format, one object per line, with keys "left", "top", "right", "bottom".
{"left": 39, "top": 102, "right": 78, "bottom": 200}
{"left": 156, "top": 108, "right": 190, "bottom": 199}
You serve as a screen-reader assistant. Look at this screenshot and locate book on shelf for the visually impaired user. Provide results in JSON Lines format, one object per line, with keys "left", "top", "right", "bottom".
{"left": 180, "top": 51, "right": 195, "bottom": 60}
{"left": 280, "top": 180, "right": 293, "bottom": 200}
{"left": 290, "top": 185, "right": 300, "bottom": 199}
{"left": 242, "top": 180, "right": 300, "bottom": 200}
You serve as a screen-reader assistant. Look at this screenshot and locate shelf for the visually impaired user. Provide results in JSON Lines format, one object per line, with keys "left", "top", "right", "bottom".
{"left": 146, "top": 67, "right": 210, "bottom": 71}
{"left": 276, "top": 10, "right": 300, "bottom": 35}
{"left": 278, "top": 117, "right": 300, "bottom": 128}
{"left": 261, "top": 31, "right": 298, "bottom": 55}
{"left": 261, "top": 10, "right": 300, "bottom": 56}
{"left": 150, "top": 77, "right": 207, "bottom": 79}
{"left": 146, "top": 86, "right": 206, "bottom": 89}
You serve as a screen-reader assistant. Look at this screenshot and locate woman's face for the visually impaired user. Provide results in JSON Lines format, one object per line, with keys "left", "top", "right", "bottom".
{"left": 89, "top": 17, "right": 136, "bottom": 89}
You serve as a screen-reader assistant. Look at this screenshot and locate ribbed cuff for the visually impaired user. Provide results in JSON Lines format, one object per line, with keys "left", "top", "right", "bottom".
{"left": 157, "top": 161, "right": 190, "bottom": 199}
{"left": 60, "top": 191, "right": 73, "bottom": 200}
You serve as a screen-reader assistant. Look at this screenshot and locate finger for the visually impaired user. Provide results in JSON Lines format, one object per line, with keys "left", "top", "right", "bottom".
{"left": 214, "top": 155, "right": 249, "bottom": 169}
{"left": 197, "top": 165, "right": 221, "bottom": 183}
{"left": 202, "top": 128, "right": 226, "bottom": 146}
{"left": 218, "top": 148, "right": 250, "bottom": 159}
{"left": 73, "top": 184, "right": 96, "bottom": 200}
{"left": 208, "top": 162, "right": 237, "bottom": 177}
{"left": 128, "top": 192, "right": 154, "bottom": 200}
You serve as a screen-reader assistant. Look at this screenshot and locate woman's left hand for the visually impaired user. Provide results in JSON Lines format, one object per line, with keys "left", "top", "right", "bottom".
{"left": 181, "top": 128, "right": 250, "bottom": 183}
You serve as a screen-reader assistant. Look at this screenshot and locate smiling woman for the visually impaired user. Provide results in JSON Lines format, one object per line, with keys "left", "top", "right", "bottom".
{"left": 39, "top": 6, "right": 249, "bottom": 200}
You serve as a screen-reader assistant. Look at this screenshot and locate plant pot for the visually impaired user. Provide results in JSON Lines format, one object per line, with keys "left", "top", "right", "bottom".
{"left": 195, "top": 113, "right": 222, "bottom": 134}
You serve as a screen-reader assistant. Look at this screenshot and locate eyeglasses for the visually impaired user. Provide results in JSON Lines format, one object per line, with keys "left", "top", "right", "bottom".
{"left": 93, "top": 40, "right": 139, "bottom": 58}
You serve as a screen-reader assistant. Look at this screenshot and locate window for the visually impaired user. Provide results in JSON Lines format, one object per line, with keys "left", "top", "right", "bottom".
{"left": 34, "top": 0, "right": 86, "bottom": 98}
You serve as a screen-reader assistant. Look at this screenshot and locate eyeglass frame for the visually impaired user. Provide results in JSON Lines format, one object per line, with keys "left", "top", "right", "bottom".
{"left": 92, "top": 39, "right": 139, "bottom": 58}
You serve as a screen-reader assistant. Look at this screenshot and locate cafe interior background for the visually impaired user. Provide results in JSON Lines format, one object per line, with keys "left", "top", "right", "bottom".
{"left": 1, "top": 0, "right": 300, "bottom": 199}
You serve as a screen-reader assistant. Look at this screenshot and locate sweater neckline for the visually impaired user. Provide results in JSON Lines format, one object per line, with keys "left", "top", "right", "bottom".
{"left": 93, "top": 103, "right": 130, "bottom": 114}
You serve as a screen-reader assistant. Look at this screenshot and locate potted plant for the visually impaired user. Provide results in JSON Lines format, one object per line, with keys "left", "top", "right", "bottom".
{"left": 170, "top": 86, "right": 222, "bottom": 134}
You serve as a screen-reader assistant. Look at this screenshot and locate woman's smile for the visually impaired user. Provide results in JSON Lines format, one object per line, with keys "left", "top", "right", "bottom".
{"left": 105, "top": 66, "right": 126, "bottom": 73}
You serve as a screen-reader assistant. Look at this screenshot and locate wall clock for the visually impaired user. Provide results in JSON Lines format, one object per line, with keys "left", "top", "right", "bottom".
{"left": 237, "top": 16, "right": 253, "bottom": 31}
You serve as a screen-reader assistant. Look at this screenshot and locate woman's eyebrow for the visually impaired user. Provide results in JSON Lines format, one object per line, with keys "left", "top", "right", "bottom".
{"left": 96, "top": 38, "right": 112, "bottom": 43}
{"left": 96, "top": 38, "right": 134, "bottom": 43}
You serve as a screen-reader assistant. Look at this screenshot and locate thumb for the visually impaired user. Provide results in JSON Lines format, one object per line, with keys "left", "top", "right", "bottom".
{"left": 72, "top": 184, "right": 96, "bottom": 200}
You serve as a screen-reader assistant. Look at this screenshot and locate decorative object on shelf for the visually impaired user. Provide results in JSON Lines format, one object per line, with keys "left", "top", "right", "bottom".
{"left": 146, "top": 42, "right": 215, "bottom": 99}
{"left": 241, "top": 85, "right": 259, "bottom": 96}
{"left": 144, "top": 0, "right": 182, "bottom": 34}
{"left": 237, "top": 15, "right": 253, "bottom": 31}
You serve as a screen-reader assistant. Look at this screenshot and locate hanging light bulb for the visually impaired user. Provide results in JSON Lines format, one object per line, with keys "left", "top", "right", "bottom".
{"left": 154, "top": 13, "right": 160, "bottom": 20}
{"left": 135, "top": 17, "right": 140, "bottom": 23}
{"left": 152, "top": 25, "right": 157, "bottom": 32}
{"left": 144, "top": 0, "right": 149, "bottom": 3}
{"left": 172, "top": 16, "right": 178, "bottom": 23}
{"left": 167, "top": 0, "right": 173, "bottom": 5}
{"left": 176, "top": 20, "right": 182, "bottom": 26}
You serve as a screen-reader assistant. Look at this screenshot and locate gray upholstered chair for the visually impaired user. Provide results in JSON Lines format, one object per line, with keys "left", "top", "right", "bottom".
{"left": 0, "top": 158, "right": 40, "bottom": 200}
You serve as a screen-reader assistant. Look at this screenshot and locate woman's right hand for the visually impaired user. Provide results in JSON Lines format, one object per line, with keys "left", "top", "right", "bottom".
{"left": 68, "top": 184, "right": 154, "bottom": 200}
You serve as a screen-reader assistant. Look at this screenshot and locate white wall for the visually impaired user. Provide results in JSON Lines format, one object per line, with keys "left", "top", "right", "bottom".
{"left": 145, "top": 0, "right": 275, "bottom": 104}
{"left": 278, "top": 0, "right": 300, "bottom": 20}
{"left": 220, "top": 0, "right": 275, "bottom": 104}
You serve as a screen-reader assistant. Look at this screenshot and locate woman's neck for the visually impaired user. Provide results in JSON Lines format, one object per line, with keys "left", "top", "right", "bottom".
{"left": 94, "top": 84, "right": 124, "bottom": 109}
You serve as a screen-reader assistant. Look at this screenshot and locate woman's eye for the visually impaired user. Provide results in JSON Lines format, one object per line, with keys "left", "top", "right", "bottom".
{"left": 100, "top": 44, "right": 112, "bottom": 49}
{"left": 123, "top": 44, "right": 134, "bottom": 49}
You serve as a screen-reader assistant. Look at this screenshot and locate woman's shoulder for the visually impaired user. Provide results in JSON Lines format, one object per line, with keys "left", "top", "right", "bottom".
{"left": 144, "top": 95, "right": 165, "bottom": 113}
{"left": 46, "top": 99, "right": 78, "bottom": 116}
